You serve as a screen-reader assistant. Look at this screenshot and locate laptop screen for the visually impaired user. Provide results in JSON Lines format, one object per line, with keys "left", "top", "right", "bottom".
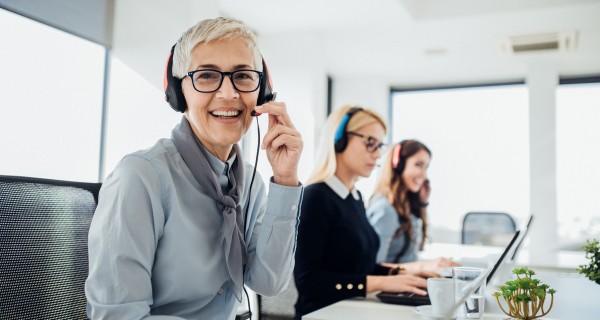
{"left": 509, "top": 215, "right": 534, "bottom": 261}
{"left": 486, "top": 229, "right": 520, "bottom": 284}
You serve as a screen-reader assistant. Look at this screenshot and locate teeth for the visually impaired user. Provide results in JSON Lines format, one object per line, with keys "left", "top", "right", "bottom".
{"left": 211, "top": 110, "right": 240, "bottom": 117}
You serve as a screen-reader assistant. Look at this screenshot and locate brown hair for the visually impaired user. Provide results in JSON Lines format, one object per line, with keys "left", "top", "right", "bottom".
{"left": 371, "top": 140, "right": 431, "bottom": 240}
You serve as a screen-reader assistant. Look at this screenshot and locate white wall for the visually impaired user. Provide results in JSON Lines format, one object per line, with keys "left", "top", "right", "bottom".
{"left": 251, "top": 32, "right": 328, "bottom": 184}
{"left": 102, "top": 0, "right": 219, "bottom": 177}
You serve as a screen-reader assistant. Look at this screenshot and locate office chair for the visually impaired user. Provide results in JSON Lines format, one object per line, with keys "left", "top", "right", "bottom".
{"left": 0, "top": 175, "right": 101, "bottom": 320}
{"left": 461, "top": 211, "right": 517, "bottom": 246}
{"left": 259, "top": 278, "right": 298, "bottom": 320}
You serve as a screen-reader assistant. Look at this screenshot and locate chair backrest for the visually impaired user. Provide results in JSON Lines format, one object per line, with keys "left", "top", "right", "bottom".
{"left": 461, "top": 211, "right": 517, "bottom": 246}
{"left": 259, "top": 278, "right": 298, "bottom": 320}
{"left": 0, "top": 175, "right": 101, "bottom": 320}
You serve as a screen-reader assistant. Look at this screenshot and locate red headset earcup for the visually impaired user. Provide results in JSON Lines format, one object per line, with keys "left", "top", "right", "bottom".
{"left": 393, "top": 142, "right": 406, "bottom": 174}
{"left": 392, "top": 144, "right": 402, "bottom": 169}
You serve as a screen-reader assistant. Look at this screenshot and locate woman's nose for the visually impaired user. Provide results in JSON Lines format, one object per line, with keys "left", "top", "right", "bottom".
{"left": 216, "top": 76, "right": 240, "bottom": 99}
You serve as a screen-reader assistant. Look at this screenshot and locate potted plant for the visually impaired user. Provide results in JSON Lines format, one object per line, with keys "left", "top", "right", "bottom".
{"left": 492, "top": 266, "right": 555, "bottom": 320}
{"left": 578, "top": 238, "right": 600, "bottom": 284}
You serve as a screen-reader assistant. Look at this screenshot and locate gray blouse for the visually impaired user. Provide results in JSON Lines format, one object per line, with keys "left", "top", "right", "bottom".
{"left": 85, "top": 138, "right": 303, "bottom": 319}
{"left": 367, "top": 194, "right": 422, "bottom": 263}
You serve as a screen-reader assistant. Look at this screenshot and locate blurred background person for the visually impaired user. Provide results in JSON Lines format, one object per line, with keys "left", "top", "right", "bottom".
{"left": 294, "top": 106, "right": 436, "bottom": 319}
{"left": 368, "top": 140, "right": 458, "bottom": 273}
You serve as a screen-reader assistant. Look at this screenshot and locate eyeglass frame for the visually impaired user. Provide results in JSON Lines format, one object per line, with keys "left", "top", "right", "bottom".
{"left": 186, "top": 69, "right": 264, "bottom": 93}
{"left": 347, "top": 131, "right": 386, "bottom": 153}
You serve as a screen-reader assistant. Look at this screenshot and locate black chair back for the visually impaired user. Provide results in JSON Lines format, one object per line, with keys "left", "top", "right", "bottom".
{"left": 461, "top": 211, "right": 517, "bottom": 246}
{"left": 0, "top": 175, "right": 101, "bottom": 320}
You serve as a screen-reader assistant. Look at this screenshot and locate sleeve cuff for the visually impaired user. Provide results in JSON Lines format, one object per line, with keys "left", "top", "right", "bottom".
{"left": 267, "top": 178, "right": 303, "bottom": 218}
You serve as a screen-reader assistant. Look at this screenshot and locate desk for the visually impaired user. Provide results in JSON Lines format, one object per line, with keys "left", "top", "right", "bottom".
{"left": 303, "top": 294, "right": 511, "bottom": 320}
{"left": 304, "top": 251, "right": 600, "bottom": 319}
{"left": 419, "top": 243, "right": 586, "bottom": 273}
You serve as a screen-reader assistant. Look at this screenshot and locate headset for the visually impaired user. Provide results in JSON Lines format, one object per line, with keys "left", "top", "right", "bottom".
{"left": 163, "top": 44, "right": 275, "bottom": 113}
{"left": 333, "top": 107, "right": 363, "bottom": 153}
{"left": 392, "top": 141, "right": 406, "bottom": 174}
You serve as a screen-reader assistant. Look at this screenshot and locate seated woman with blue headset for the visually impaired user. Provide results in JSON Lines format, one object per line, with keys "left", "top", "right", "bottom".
{"left": 294, "top": 105, "right": 440, "bottom": 319}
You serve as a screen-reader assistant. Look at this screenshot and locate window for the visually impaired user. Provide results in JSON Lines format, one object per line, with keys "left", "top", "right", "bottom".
{"left": 557, "top": 82, "right": 600, "bottom": 242}
{"left": 390, "top": 84, "right": 530, "bottom": 241}
{"left": 0, "top": 8, "right": 105, "bottom": 182}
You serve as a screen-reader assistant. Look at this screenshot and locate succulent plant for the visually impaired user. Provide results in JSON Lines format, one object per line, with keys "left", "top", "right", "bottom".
{"left": 492, "top": 266, "right": 555, "bottom": 320}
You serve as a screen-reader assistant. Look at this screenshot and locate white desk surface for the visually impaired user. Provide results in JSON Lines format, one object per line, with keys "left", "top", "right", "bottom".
{"left": 304, "top": 244, "right": 599, "bottom": 320}
{"left": 304, "top": 271, "right": 599, "bottom": 320}
{"left": 303, "top": 294, "right": 511, "bottom": 320}
{"left": 419, "top": 242, "right": 586, "bottom": 272}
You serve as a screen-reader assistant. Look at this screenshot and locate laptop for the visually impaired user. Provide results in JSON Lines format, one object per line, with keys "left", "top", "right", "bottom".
{"left": 509, "top": 215, "right": 534, "bottom": 262}
{"left": 376, "top": 229, "right": 521, "bottom": 306}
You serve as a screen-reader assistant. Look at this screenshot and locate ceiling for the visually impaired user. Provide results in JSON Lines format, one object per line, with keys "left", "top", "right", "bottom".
{"left": 220, "top": 0, "right": 600, "bottom": 87}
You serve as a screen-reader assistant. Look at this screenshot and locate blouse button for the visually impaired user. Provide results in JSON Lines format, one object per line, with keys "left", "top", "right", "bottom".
{"left": 347, "top": 284, "right": 353, "bottom": 290}
{"left": 217, "top": 288, "right": 224, "bottom": 295}
{"left": 291, "top": 204, "right": 298, "bottom": 212}
{"left": 335, "top": 284, "right": 342, "bottom": 290}
{"left": 358, "top": 283, "right": 364, "bottom": 290}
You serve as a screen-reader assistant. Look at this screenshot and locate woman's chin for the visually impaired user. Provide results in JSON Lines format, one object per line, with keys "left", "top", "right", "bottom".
{"left": 408, "top": 185, "right": 421, "bottom": 193}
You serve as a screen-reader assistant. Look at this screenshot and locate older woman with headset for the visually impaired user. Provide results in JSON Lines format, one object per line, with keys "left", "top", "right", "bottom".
{"left": 85, "top": 17, "right": 303, "bottom": 319}
{"left": 367, "top": 140, "right": 458, "bottom": 272}
{"left": 294, "top": 105, "right": 438, "bottom": 319}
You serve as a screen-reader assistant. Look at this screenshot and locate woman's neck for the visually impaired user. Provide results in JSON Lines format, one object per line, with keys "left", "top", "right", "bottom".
{"left": 334, "top": 167, "right": 357, "bottom": 191}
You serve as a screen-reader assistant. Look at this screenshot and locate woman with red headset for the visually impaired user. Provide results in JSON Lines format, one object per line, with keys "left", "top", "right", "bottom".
{"left": 367, "top": 140, "right": 458, "bottom": 272}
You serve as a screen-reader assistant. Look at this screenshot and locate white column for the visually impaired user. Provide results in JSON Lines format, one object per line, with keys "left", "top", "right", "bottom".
{"left": 527, "top": 61, "right": 559, "bottom": 262}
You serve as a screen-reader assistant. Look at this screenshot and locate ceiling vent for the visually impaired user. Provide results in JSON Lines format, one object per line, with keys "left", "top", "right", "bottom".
{"left": 503, "top": 31, "right": 578, "bottom": 54}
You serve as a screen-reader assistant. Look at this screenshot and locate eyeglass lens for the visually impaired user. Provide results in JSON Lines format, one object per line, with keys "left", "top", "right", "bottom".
{"left": 365, "top": 138, "right": 383, "bottom": 152}
{"left": 349, "top": 132, "right": 384, "bottom": 153}
{"left": 189, "top": 70, "right": 261, "bottom": 93}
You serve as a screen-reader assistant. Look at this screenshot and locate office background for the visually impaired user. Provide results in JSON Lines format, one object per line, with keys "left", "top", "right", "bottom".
{"left": 1, "top": 0, "right": 599, "bottom": 257}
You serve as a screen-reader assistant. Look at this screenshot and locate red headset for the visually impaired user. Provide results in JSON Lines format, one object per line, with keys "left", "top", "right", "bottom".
{"left": 392, "top": 142, "right": 405, "bottom": 174}
{"left": 163, "top": 44, "right": 275, "bottom": 113}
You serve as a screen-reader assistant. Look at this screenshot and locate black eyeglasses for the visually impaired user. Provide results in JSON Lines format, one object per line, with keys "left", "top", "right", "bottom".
{"left": 347, "top": 132, "right": 386, "bottom": 153}
{"left": 187, "top": 69, "right": 263, "bottom": 93}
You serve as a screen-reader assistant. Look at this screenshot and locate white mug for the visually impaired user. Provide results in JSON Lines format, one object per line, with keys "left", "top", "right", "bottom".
{"left": 427, "top": 277, "right": 455, "bottom": 316}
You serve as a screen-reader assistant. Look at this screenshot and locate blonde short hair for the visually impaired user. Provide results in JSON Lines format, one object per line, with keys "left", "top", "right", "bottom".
{"left": 307, "top": 104, "right": 387, "bottom": 185}
{"left": 172, "top": 17, "right": 262, "bottom": 79}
